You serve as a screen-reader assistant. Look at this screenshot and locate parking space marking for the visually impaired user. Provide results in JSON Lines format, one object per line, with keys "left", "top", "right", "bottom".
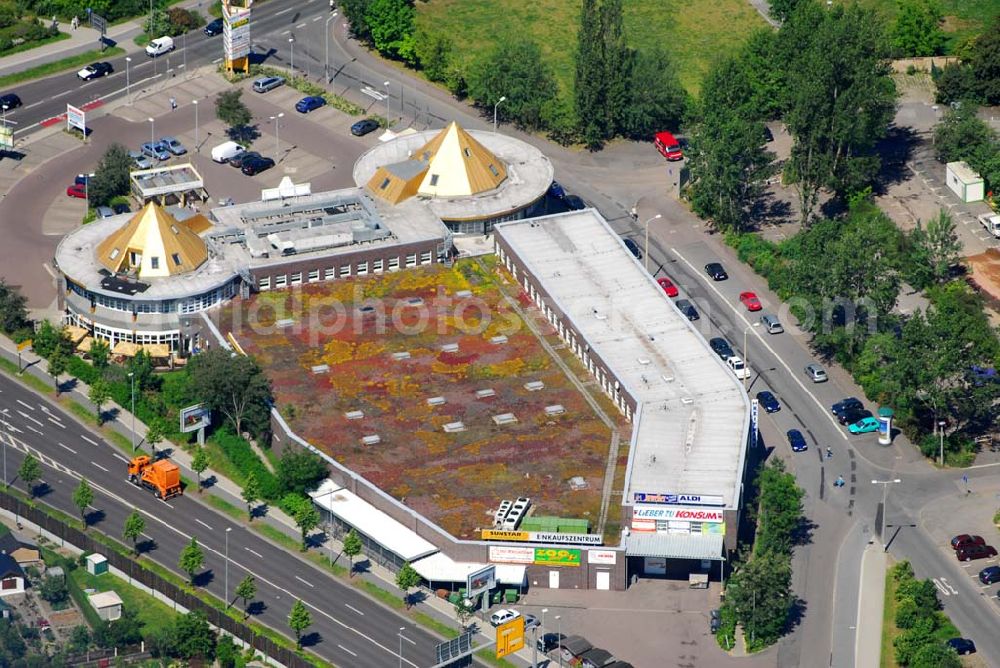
{"left": 91, "top": 461, "right": 109, "bottom": 472}
{"left": 344, "top": 603, "right": 364, "bottom": 616}
{"left": 245, "top": 547, "right": 263, "bottom": 558}
{"left": 295, "top": 576, "right": 315, "bottom": 588}
{"left": 16, "top": 399, "right": 33, "bottom": 411}
{"left": 81, "top": 434, "right": 98, "bottom": 446}
{"left": 338, "top": 645, "right": 357, "bottom": 657}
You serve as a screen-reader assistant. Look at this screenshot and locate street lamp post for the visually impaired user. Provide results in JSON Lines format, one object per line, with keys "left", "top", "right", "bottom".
{"left": 270, "top": 113, "right": 284, "bottom": 156}
{"left": 555, "top": 615, "right": 562, "bottom": 667}
{"left": 289, "top": 37, "right": 295, "bottom": 77}
{"left": 938, "top": 420, "right": 946, "bottom": 467}
{"left": 182, "top": 31, "right": 186, "bottom": 73}
{"left": 324, "top": 12, "right": 337, "bottom": 83}
{"left": 872, "top": 478, "right": 902, "bottom": 550}
{"left": 1, "top": 408, "right": 10, "bottom": 489}
{"left": 398, "top": 627, "right": 405, "bottom": 668}
{"left": 493, "top": 96, "right": 506, "bottom": 134}
{"left": 743, "top": 322, "right": 761, "bottom": 391}
{"left": 642, "top": 214, "right": 662, "bottom": 272}
{"left": 193, "top": 100, "right": 199, "bottom": 151}
{"left": 147, "top": 117, "right": 155, "bottom": 149}
{"left": 128, "top": 371, "right": 136, "bottom": 451}
{"left": 383, "top": 80, "right": 390, "bottom": 126}
{"left": 224, "top": 526, "right": 232, "bottom": 607}
{"left": 125, "top": 57, "right": 132, "bottom": 104}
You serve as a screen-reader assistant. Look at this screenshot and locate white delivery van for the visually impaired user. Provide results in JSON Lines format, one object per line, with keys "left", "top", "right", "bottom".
{"left": 979, "top": 213, "right": 1000, "bottom": 238}
{"left": 211, "top": 141, "right": 245, "bottom": 164}
{"left": 146, "top": 36, "right": 175, "bottom": 57}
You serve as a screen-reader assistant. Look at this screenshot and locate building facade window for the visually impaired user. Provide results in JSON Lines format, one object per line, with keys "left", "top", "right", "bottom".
{"left": 324, "top": 267, "right": 335, "bottom": 280}
{"left": 405, "top": 253, "right": 417, "bottom": 267}
{"left": 388, "top": 257, "right": 400, "bottom": 271}
{"left": 290, "top": 272, "right": 303, "bottom": 285}
{"left": 275, "top": 275, "right": 288, "bottom": 288}
{"left": 373, "top": 259, "right": 384, "bottom": 273}
{"left": 258, "top": 277, "right": 271, "bottom": 290}
{"left": 356, "top": 261, "right": 368, "bottom": 275}
{"left": 340, "top": 264, "right": 351, "bottom": 277}
{"left": 420, "top": 251, "right": 432, "bottom": 264}
{"left": 308, "top": 269, "right": 320, "bottom": 282}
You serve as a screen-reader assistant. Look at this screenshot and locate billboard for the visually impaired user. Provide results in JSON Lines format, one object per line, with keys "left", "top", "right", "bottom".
{"left": 223, "top": 3, "right": 252, "bottom": 61}
{"left": 632, "top": 492, "right": 725, "bottom": 506}
{"left": 632, "top": 505, "right": 725, "bottom": 523}
{"left": 489, "top": 546, "right": 534, "bottom": 564}
{"left": 66, "top": 104, "right": 86, "bottom": 134}
{"left": 488, "top": 545, "right": 582, "bottom": 567}
{"left": 480, "top": 529, "right": 602, "bottom": 545}
{"left": 179, "top": 403, "right": 211, "bottom": 433}
{"left": 0, "top": 125, "right": 12, "bottom": 150}
{"left": 466, "top": 565, "right": 495, "bottom": 600}
{"left": 587, "top": 549, "right": 617, "bottom": 565}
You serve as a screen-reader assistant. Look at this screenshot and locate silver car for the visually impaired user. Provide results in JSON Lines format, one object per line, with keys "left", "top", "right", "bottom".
{"left": 159, "top": 136, "right": 187, "bottom": 155}
{"left": 95, "top": 206, "right": 115, "bottom": 219}
{"left": 129, "top": 150, "right": 153, "bottom": 170}
{"left": 805, "top": 363, "right": 828, "bottom": 383}
{"left": 252, "top": 76, "right": 285, "bottom": 93}
{"left": 760, "top": 313, "right": 783, "bottom": 334}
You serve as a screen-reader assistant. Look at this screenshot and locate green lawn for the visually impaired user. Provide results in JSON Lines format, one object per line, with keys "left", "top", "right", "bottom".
{"left": 859, "top": 0, "right": 995, "bottom": 50}
{"left": 415, "top": 0, "right": 768, "bottom": 96}
{"left": 69, "top": 567, "right": 179, "bottom": 636}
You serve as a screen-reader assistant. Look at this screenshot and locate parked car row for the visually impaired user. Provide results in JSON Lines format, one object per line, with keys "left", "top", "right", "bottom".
{"left": 249, "top": 74, "right": 382, "bottom": 137}
{"left": 953, "top": 534, "right": 997, "bottom": 562}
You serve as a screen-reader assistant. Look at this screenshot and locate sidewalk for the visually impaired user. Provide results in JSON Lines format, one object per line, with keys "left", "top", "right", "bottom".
{"left": 854, "top": 542, "right": 888, "bottom": 668}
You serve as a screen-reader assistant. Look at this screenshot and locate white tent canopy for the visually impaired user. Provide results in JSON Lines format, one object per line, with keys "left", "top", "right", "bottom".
{"left": 412, "top": 551, "right": 526, "bottom": 586}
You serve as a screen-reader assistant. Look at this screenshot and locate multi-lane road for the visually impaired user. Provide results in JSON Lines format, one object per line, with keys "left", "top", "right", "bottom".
{"left": 0, "top": 367, "right": 450, "bottom": 668}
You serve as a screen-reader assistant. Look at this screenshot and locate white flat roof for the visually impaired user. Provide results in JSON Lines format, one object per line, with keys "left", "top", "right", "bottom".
{"left": 411, "top": 552, "right": 526, "bottom": 586}
{"left": 309, "top": 480, "right": 438, "bottom": 562}
{"left": 88, "top": 591, "right": 123, "bottom": 608}
{"left": 495, "top": 211, "right": 749, "bottom": 508}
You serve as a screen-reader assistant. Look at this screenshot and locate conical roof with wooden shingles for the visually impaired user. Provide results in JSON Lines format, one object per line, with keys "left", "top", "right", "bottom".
{"left": 95, "top": 202, "right": 209, "bottom": 278}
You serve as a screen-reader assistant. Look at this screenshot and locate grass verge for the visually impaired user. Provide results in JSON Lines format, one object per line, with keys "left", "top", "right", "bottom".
{"left": 0, "top": 30, "right": 70, "bottom": 59}
{"left": 71, "top": 566, "right": 180, "bottom": 636}
{"left": 881, "top": 557, "right": 899, "bottom": 668}
{"left": 0, "top": 46, "right": 124, "bottom": 88}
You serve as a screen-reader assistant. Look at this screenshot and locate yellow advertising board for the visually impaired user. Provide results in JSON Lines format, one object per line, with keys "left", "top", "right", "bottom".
{"left": 16, "top": 339, "right": 32, "bottom": 352}
{"left": 496, "top": 617, "right": 525, "bottom": 659}
{"left": 481, "top": 529, "right": 530, "bottom": 541}
{"left": 533, "top": 547, "right": 581, "bottom": 567}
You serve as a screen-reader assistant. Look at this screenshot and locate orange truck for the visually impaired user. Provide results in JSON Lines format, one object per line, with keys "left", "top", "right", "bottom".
{"left": 127, "top": 455, "right": 182, "bottom": 500}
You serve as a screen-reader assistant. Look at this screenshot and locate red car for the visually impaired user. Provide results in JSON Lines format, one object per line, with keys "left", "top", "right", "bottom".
{"left": 739, "top": 291, "right": 762, "bottom": 311}
{"left": 951, "top": 534, "right": 986, "bottom": 550}
{"left": 657, "top": 277, "right": 678, "bottom": 298}
{"left": 66, "top": 184, "right": 87, "bottom": 198}
{"left": 956, "top": 543, "right": 997, "bottom": 561}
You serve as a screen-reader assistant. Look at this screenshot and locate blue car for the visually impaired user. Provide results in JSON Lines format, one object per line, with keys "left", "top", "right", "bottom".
{"left": 756, "top": 390, "right": 780, "bottom": 413}
{"left": 787, "top": 429, "right": 807, "bottom": 452}
{"left": 296, "top": 95, "right": 326, "bottom": 113}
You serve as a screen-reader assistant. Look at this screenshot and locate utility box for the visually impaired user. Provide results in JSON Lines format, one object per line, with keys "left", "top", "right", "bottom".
{"left": 85, "top": 553, "right": 108, "bottom": 576}
{"left": 946, "top": 161, "right": 985, "bottom": 203}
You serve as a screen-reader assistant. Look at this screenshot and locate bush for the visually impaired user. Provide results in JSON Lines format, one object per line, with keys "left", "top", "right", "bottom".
{"left": 166, "top": 7, "right": 203, "bottom": 34}
{"left": 212, "top": 427, "right": 281, "bottom": 499}
{"left": 894, "top": 596, "right": 922, "bottom": 629}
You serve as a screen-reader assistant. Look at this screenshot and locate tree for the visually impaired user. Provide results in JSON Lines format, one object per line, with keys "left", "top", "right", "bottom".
{"left": 287, "top": 599, "right": 312, "bottom": 648}
{"left": 466, "top": 38, "right": 557, "bottom": 131}
{"left": 934, "top": 61, "right": 980, "bottom": 105}
{"left": 781, "top": 4, "right": 897, "bottom": 222}
{"left": 187, "top": 348, "right": 273, "bottom": 439}
{"left": 68, "top": 625, "right": 91, "bottom": 654}
{"left": 122, "top": 510, "right": 146, "bottom": 556}
{"left": 395, "top": 561, "right": 421, "bottom": 608}
{"left": 724, "top": 551, "right": 793, "bottom": 645}
{"left": 916, "top": 210, "right": 961, "bottom": 283}
{"left": 89, "top": 380, "right": 111, "bottom": 425}
{"left": 235, "top": 575, "right": 257, "bottom": 617}
{"left": 755, "top": 460, "right": 804, "bottom": 555}
{"left": 932, "top": 104, "right": 997, "bottom": 164}
{"left": 890, "top": 0, "right": 945, "bottom": 57}
{"left": 619, "top": 47, "right": 687, "bottom": 139}
{"left": 365, "top": 0, "right": 415, "bottom": 63}
{"left": 87, "top": 143, "right": 132, "bottom": 207}
{"left": 39, "top": 575, "right": 69, "bottom": 605}
{"left": 47, "top": 348, "right": 68, "bottom": 395}
{"left": 454, "top": 597, "right": 475, "bottom": 629}
{"left": 342, "top": 529, "right": 363, "bottom": 577}
{"left": 191, "top": 447, "right": 209, "bottom": 491}
{"left": 970, "top": 14, "right": 1000, "bottom": 105}
{"left": 32, "top": 320, "right": 72, "bottom": 359}
{"left": 574, "top": 0, "right": 605, "bottom": 148}
{"left": 179, "top": 537, "right": 205, "bottom": 584}
{"left": 144, "top": 416, "right": 167, "bottom": 454}
{"left": 277, "top": 450, "right": 328, "bottom": 495}
{"left": 341, "top": 0, "right": 372, "bottom": 40}
{"left": 173, "top": 611, "right": 216, "bottom": 660}
{"left": 242, "top": 470, "right": 261, "bottom": 521}
{"left": 893, "top": 615, "right": 937, "bottom": 665}
{"left": 18, "top": 455, "right": 41, "bottom": 497}
{"left": 600, "top": 0, "right": 629, "bottom": 136}
{"left": 293, "top": 503, "right": 321, "bottom": 552}
{"left": 215, "top": 90, "right": 253, "bottom": 140}
{"left": 89, "top": 339, "right": 110, "bottom": 369}
{"left": 0, "top": 280, "right": 29, "bottom": 335}
{"left": 72, "top": 478, "right": 94, "bottom": 527}
{"left": 415, "top": 30, "right": 452, "bottom": 83}
{"left": 769, "top": 0, "right": 807, "bottom": 23}
{"left": 93, "top": 607, "right": 143, "bottom": 649}
{"left": 910, "top": 642, "right": 962, "bottom": 668}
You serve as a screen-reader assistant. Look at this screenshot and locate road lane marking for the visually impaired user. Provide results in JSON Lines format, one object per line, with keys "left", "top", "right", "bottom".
{"left": 245, "top": 547, "right": 263, "bottom": 558}
{"left": 312, "top": 15, "right": 322, "bottom": 21}
{"left": 275, "top": 6, "right": 296, "bottom": 14}
{"left": 280, "top": 29, "right": 291, "bottom": 35}
{"left": 18, "top": 410, "right": 43, "bottom": 426}
{"left": 296, "top": 22, "right": 307, "bottom": 28}
{"left": 337, "top": 645, "right": 357, "bottom": 657}
{"left": 295, "top": 576, "right": 315, "bottom": 588}
{"left": 90, "top": 461, "right": 109, "bottom": 472}
{"left": 16, "top": 400, "right": 33, "bottom": 411}
{"left": 81, "top": 435, "right": 98, "bottom": 446}
{"left": 57, "top": 442, "right": 77, "bottom": 454}
{"left": 26, "top": 425, "right": 42, "bottom": 435}
{"left": 399, "top": 633, "right": 416, "bottom": 646}
{"left": 48, "top": 417, "right": 65, "bottom": 429}
{"left": 344, "top": 603, "right": 364, "bottom": 615}
{"left": 195, "top": 518, "right": 214, "bottom": 531}
{"left": 671, "top": 247, "right": 849, "bottom": 441}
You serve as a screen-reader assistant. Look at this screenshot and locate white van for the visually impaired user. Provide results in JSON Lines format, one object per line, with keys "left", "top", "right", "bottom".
{"left": 726, "top": 355, "right": 750, "bottom": 380}
{"left": 211, "top": 140, "right": 245, "bottom": 164}
{"left": 146, "top": 36, "right": 175, "bottom": 57}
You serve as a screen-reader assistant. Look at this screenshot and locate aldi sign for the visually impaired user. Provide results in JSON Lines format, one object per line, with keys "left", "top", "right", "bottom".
{"left": 632, "top": 492, "right": 725, "bottom": 506}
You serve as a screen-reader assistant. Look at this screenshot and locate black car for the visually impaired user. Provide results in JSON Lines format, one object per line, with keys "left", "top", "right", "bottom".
{"left": 979, "top": 565, "right": 1000, "bottom": 584}
{"left": 709, "top": 337, "right": 734, "bottom": 360}
{"left": 241, "top": 156, "right": 275, "bottom": 176}
{"left": 547, "top": 181, "right": 566, "bottom": 199}
{"left": 787, "top": 429, "right": 808, "bottom": 452}
{"left": 563, "top": 195, "right": 586, "bottom": 210}
{"left": 204, "top": 18, "right": 224, "bottom": 35}
{"left": 831, "top": 397, "right": 863, "bottom": 417}
{"left": 676, "top": 299, "right": 699, "bottom": 321}
{"left": 946, "top": 638, "right": 976, "bottom": 655}
{"left": 0, "top": 93, "right": 22, "bottom": 110}
{"left": 351, "top": 118, "right": 380, "bottom": 136}
{"left": 111, "top": 202, "right": 131, "bottom": 215}
{"left": 229, "top": 151, "right": 260, "bottom": 169}
{"left": 756, "top": 390, "right": 780, "bottom": 413}
{"left": 77, "top": 61, "right": 113, "bottom": 80}
{"left": 838, "top": 407, "right": 872, "bottom": 426}
{"left": 623, "top": 238, "right": 642, "bottom": 259}
{"left": 705, "top": 262, "right": 728, "bottom": 280}
{"left": 536, "top": 632, "right": 565, "bottom": 653}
